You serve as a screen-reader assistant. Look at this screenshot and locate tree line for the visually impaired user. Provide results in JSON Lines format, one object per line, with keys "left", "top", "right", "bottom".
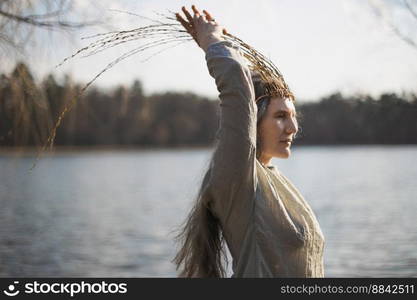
{"left": 1, "top": 63, "right": 416, "bottom": 148}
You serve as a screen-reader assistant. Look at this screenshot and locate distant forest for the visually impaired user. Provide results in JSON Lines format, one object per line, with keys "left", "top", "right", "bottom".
{"left": 1, "top": 63, "right": 416, "bottom": 147}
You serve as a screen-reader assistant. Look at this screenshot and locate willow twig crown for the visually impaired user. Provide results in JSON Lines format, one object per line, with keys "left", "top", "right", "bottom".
{"left": 31, "top": 10, "right": 294, "bottom": 170}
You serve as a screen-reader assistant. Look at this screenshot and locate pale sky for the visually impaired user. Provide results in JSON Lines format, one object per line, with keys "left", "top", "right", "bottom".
{"left": 3, "top": 0, "right": 417, "bottom": 102}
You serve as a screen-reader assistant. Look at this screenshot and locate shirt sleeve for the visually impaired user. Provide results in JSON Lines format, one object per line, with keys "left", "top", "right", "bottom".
{"left": 204, "top": 40, "right": 258, "bottom": 224}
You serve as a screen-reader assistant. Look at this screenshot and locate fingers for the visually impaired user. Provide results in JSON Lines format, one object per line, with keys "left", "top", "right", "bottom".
{"left": 191, "top": 5, "right": 201, "bottom": 16}
{"left": 202, "top": 9, "right": 214, "bottom": 22}
{"left": 176, "top": 7, "right": 200, "bottom": 46}
{"left": 175, "top": 13, "right": 190, "bottom": 31}
{"left": 177, "top": 5, "right": 227, "bottom": 37}
{"left": 179, "top": 5, "right": 213, "bottom": 24}
{"left": 181, "top": 6, "right": 194, "bottom": 24}
{"left": 182, "top": 6, "right": 193, "bottom": 24}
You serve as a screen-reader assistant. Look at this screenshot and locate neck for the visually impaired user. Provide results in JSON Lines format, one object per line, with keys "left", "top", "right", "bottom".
{"left": 259, "top": 153, "right": 272, "bottom": 167}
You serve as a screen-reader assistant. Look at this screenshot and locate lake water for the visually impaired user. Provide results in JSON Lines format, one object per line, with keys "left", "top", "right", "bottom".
{"left": 0, "top": 146, "right": 416, "bottom": 277}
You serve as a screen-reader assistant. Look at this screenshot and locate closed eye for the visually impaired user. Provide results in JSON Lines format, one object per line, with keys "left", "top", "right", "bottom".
{"left": 274, "top": 110, "right": 297, "bottom": 119}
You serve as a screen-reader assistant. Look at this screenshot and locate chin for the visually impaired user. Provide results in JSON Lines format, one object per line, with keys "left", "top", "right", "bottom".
{"left": 275, "top": 148, "right": 291, "bottom": 159}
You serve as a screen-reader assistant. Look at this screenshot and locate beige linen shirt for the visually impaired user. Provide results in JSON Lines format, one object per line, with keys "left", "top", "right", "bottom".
{"left": 204, "top": 41, "right": 325, "bottom": 277}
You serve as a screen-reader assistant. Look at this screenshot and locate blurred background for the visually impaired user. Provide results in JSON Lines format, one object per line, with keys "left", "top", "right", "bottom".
{"left": 0, "top": 0, "right": 416, "bottom": 277}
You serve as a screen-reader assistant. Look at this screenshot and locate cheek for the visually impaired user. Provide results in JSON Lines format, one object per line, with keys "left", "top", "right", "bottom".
{"left": 260, "top": 119, "right": 284, "bottom": 141}
{"left": 275, "top": 120, "right": 286, "bottom": 134}
{"left": 268, "top": 119, "right": 285, "bottom": 136}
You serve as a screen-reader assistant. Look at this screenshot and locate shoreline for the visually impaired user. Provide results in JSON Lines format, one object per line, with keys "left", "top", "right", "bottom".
{"left": 1, "top": 144, "right": 416, "bottom": 156}
{"left": 0, "top": 145, "right": 214, "bottom": 156}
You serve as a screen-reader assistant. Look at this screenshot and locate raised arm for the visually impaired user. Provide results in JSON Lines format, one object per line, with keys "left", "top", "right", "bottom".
{"left": 176, "top": 6, "right": 257, "bottom": 220}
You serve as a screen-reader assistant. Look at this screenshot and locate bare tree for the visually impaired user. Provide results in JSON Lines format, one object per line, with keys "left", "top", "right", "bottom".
{"left": 0, "top": 0, "right": 100, "bottom": 53}
{"left": 0, "top": 0, "right": 105, "bottom": 153}
{"left": 368, "top": 0, "right": 417, "bottom": 49}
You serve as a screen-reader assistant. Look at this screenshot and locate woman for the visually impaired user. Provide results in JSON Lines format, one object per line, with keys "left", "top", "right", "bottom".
{"left": 174, "top": 5, "right": 325, "bottom": 278}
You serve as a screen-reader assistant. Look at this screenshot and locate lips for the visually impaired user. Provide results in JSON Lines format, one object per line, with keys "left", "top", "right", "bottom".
{"left": 280, "top": 139, "right": 292, "bottom": 143}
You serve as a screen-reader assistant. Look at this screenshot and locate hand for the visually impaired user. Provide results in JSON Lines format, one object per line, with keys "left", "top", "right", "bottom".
{"left": 176, "top": 5, "right": 228, "bottom": 52}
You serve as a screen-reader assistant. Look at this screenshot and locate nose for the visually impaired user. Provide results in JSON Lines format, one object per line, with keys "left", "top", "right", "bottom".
{"left": 286, "top": 116, "right": 298, "bottom": 135}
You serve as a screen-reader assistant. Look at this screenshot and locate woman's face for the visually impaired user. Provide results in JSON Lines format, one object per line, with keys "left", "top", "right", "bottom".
{"left": 258, "top": 97, "right": 298, "bottom": 162}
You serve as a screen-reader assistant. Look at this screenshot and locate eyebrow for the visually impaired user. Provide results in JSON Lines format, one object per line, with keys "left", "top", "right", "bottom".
{"left": 274, "top": 110, "right": 298, "bottom": 117}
